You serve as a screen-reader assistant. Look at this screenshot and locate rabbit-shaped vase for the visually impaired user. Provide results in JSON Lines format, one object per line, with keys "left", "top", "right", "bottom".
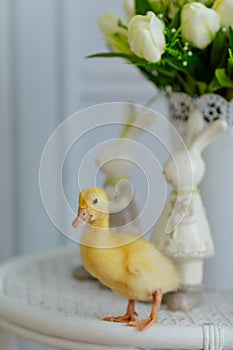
{"left": 151, "top": 109, "right": 228, "bottom": 311}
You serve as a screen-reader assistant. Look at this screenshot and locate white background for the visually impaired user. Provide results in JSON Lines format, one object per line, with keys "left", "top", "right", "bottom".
{"left": 0, "top": 1, "right": 232, "bottom": 349}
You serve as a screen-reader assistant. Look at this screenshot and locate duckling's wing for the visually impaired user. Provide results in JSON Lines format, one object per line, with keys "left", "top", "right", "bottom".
{"left": 125, "top": 239, "right": 156, "bottom": 276}
{"left": 124, "top": 239, "right": 180, "bottom": 295}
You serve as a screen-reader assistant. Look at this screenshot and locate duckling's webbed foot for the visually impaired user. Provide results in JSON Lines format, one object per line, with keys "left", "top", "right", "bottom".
{"left": 103, "top": 299, "right": 138, "bottom": 323}
{"left": 128, "top": 289, "right": 162, "bottom": 332}
{"left": 128, "top": 315, "right": 157, "bottom": 331}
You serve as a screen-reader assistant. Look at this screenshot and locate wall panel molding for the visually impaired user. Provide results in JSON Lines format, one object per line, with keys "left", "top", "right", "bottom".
{"left": 0, "top": 0, "right": 18, "bottom": 261}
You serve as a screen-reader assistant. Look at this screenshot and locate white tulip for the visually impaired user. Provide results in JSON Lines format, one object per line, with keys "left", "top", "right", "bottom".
{"left": 167, "top": 0, "right": 213, "bottom": 19}
{"left": 168, "top": 0, "right": 215, "bottom": 18}
{"left": 181, "top": 2, "right": 220, "bottom": 49}
{"left": 128, "top": 11, "right": 166, "bottom": 62}
{"left": 167, "top": 0, "right": 185, "bottom": 19}
{"left": 98, "top": 13, "right": 130, "bottom": 53}
{"left": 123, "top": 0, "right": 135, "bottom": 22}
{"left": 98, "top": 13, "right": 126, "bottom": 37}
{"left": 213, "top": 0, "right": 233, "bottom": 29}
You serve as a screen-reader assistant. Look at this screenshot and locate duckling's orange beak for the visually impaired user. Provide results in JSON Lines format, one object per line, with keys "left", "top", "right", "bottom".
{"left": 72, "top": 207, "right": 92, "bottom": 228}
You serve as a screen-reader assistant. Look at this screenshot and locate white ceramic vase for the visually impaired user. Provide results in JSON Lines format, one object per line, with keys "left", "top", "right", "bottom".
{"left": 152, "top": 93, "right": 233, "bottom": 311}
{"left": 168, "top": 92, "right": 233, "bottom": 290}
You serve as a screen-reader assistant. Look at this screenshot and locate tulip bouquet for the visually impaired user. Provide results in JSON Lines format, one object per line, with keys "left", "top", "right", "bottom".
{"left": 89, "top": 0, "right": 233, "bottom": 100}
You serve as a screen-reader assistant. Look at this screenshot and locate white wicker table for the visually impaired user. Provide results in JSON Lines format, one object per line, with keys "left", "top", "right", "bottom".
{"left": 0, "top": 247, "right": 233, "bottom": 350}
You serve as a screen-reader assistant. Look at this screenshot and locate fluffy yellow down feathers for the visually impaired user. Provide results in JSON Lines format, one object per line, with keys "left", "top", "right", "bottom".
{"left": 72, "top": 187, "right": 179, "bottom": 331}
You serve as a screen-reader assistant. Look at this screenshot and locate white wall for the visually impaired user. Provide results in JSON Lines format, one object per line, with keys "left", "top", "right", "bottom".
{"left": 0, "top": 0, "right": 16, "bottom": 261}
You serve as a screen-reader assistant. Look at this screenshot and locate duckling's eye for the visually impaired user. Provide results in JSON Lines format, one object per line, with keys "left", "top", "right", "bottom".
{"left": 93, "top": 198, "right": 98, "bottom": 205}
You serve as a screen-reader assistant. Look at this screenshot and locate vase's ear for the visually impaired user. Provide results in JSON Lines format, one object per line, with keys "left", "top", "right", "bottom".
{"left": 186, "top": 108, "right": 205, "bottom": 148}
{"left": 190, "top": 118, "right": 228, "bottom": 154}
{"left": 120, "top": 103, "right": 154, "bottom": 140}
{"left": 121, "top": 103, "right": 135, "bottom": 124}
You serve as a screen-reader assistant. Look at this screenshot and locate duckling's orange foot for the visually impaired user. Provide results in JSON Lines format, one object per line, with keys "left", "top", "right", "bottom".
{"left": 103, "top": 299, "right": 138, "bottom": 323}
{"left": 127, "top": 315, "right": 157, "bottom": 332}
{"left": 128, "top": 289, "right": 162, "bottom": 331}
{"left": 103, "top": 313, "right": 137, "bottom": 323}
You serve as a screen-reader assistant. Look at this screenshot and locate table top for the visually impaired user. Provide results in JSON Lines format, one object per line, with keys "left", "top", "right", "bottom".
{"left": 0, "top": 247, "right": 233, "bottom": 350}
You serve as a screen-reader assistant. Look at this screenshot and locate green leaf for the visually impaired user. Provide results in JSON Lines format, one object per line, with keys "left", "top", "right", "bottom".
{"left": 117, "top": 19, "right": 128, "bottom": 31}
{"left": 149, "top": 0, "right": 169, "bottom": 15}
{"left": 155, "top": 65, "right": 175, "bottom": 78}
{"left": 210, "top": 29, "right": 228, "bottom": 71}
{"left": 186, "top": 54, "right": 209, "bottom": 81}
{"left": 138, "top": 64, "right": 175, "bottom": 88}
{"left": 165, "top": 54, "right": 208, "bottom": 82}
{"left": 108, "top": 33, "right": 132, "bottom": 54}
{"left": 135, "top": 0, "right": 153, "bottom": 15}
{"left": 229, "top": 26, "right": 233, "bottom": 51}
{"left": 227, "top": 49, "right": 233, "bottom": 79}
{"left": 87, "top": 52, "right": 132, "bottom": 59}
{"left": 196, "top": 81, "right": 207, "bottom": 95}
{"left": 215, "top": 68, "right": 233, "bottom": 88}
{"left": 166, "top": 57, "right": 191, "bottom": 75}
{"left": 169, "top": 8, "right": 181, "bottom": 30}
{"left": 86, "top": 52, "right": 147, "bottom": 64}
{"left": 208, "top": 76, "right": 222, "bottom": 92}
{"left": 175, "top": 73, "right": 196, "bottom": 96}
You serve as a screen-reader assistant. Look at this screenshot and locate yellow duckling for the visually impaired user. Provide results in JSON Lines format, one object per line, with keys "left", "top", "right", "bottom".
{"left": 72, "top": 187, "right": 179, "bottom": 331}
